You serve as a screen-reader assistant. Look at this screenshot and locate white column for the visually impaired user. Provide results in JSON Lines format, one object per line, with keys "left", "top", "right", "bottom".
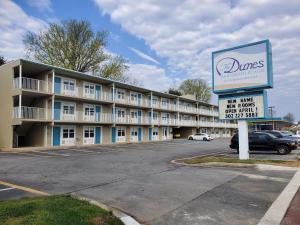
{"left": 238, "top": 120, "right": 249, "bottom": 160}
{"left": 52, "top": 70, "right": 55, "bottom": 93}
{"left": 18, "top": 94, "right": 22, "bottom": 118}
{"left": 112, "top": 83, "right": 116, "bottom": 126}
{"left": 19, "top": 64, "right": 22, "bottom": 89}
{"left": 150, "top": 92, "right": 153, "bottom": 127}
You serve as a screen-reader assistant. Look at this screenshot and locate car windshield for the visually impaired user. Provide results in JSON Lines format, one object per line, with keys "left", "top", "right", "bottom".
{"left": 280, "top": 131, "right": 293, "bottom": 136}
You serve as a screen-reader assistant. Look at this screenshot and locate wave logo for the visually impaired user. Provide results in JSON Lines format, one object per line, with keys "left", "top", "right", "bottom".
{"left": 216, "top": 57, "right": 264, "bottom": 76}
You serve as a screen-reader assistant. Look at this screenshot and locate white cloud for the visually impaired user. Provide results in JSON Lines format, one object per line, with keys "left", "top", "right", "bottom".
{"left": 25, "top": 0, "right": 52, "bottom": 12}
{"left": 126, "top": 63, "right": 181, "bottom": 91}
{"left": 94, "top": 0, "right": 300, "bottom": 119}
{"left": 0, "top": 0, "right": 47, "bottom": 59}
{"left": 129, "top": 47, "right": 160, "bottom": 64}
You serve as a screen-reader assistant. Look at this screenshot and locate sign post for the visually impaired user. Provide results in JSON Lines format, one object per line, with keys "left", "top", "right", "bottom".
{"left": 212, "top": 40, "right": 273, "bottom": 160}
{"left": 238, "top": 120, "right": 249, "bottom": 159}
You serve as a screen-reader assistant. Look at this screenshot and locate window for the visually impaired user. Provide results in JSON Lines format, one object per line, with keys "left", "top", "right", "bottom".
{"left": 130, "top": 92, "right": 138, "bottom": 102}
{"left": 117, "top": 109, "right": 125, "bottom": 118}
{"left": 117, "top": 127, "right": 126, "bottom": 137}
{"left": 63, "top": 103, "right": 75, "bottom": 115}
{"left": 153, "top": 112, "right": 158, "bottom": 120}
{"left": 117, "top": 89, "right": 125, "bottom": 100}
{"left": 131, "top": 111, "right": 138, "bottom": 119}
{"left": 152, "top": 97, "right": 158, "bottom": 105}
{"left": 162, "top": 113, "right": 169, "bottom": 121}
{"left": 84, "top": 127, "right": 95, "bottom": 138}
{"left": 84, "top": 105, "right": 95, "bottom": 116}
{"left": 153, "top": 130, "right": 158, "bottom": 136}
{"left": 131, "top": 128, "right": 138, "bottom": 137}
{"left": 63, "top": 79, "right": 75, "bottom": 91}
{"left": 84, "top": 83, "right": 95, "bottom": 95}
{"left": 62, "top": 127, "right": 75, "bottom": 139}
{"left": 161, "top": 98, "right": 168, "bottom": 107}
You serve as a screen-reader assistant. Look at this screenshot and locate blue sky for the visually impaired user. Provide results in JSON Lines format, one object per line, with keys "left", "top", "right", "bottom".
{"left": 1, "top": 0, "right": 300, "bottom": 120}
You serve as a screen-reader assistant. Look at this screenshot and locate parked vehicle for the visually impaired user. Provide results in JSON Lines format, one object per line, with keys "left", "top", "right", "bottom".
{"left": 188, "top": 133, "right": 213, "bottom": 141}
{"left": 230, "top": 132, "right": 298, "bottom": 155}
{"left": 264, "top": 130, "right": 299, "bottom": 145}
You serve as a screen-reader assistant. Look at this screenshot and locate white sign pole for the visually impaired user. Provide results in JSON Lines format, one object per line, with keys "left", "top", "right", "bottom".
{"left": 238, "top": 120, "right": 249, "bottom": 160}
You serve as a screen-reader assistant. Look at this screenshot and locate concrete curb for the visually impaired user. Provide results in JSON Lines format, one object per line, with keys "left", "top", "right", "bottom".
{"left": 71, "top": 194, "right": 142, "bottom": 225}
{"left": 257, "top": 169, "right": 300, "bottom": 225}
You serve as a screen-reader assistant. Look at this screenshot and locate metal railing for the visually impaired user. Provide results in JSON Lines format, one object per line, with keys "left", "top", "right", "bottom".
{"left": 13, "top": 106, "right": 46, "bottom": 120}
{"left": 13, "top": 77, "right": 48, "bottom": 92}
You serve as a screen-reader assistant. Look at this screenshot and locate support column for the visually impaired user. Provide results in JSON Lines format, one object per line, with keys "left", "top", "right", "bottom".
{"left": 150, "top": 92, "right": 154, "bottom": 127}
{"left": 238, "top": 120, "right": 249, "bottom": 160}
{"left": 19, "top": 64, "right": 22, "bottom": 89}
{"left": 18, "top": 94, "right": 22, "bottom": 118}
{"left": 112, "top": 83, "right": 116, "bottom": 126}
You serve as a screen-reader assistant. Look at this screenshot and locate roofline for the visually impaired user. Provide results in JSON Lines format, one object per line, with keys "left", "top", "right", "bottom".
{"left": 12, "top": 58, "right": 217, "bottom": 107}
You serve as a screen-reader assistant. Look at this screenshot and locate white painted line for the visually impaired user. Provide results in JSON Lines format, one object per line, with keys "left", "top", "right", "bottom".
{"left": 31, "top": 151, "right": 70, "bottom": 157}
{"left": 0, "top": 187, "right": 16, "bottom": 192}
{"left": 242, "top": 173, "right": 289, "bottom": 183}
{"left": 120, "top": 216, "right": 141, "bottom": 225}
{"left": 257, "top": 170, "right": 300, "bottom": 225}
{"left": 69, "top": 149, "right": 97, "bottom": 153}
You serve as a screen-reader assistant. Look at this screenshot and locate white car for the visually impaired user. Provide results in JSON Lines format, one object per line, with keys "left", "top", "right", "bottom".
{"left": 188, "top": 133, "right": 213, "bottom": 141}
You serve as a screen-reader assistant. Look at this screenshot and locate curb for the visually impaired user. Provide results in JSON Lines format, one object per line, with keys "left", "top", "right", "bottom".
{"left": 71, "top": 194, "right": 142, "bottom": 225}
{"left": 257, "top": 169, "right": 300, "bottom": 225}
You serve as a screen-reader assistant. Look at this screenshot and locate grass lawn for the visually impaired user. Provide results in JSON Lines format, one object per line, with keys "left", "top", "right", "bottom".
{"left": 184, "top": 156, "right": 300, "bottom": 167}
{"left": 0, "top": 196, "right": 124, "bottom": 225}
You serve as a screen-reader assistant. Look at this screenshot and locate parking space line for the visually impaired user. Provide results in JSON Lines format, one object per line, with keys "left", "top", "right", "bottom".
{"left": 0, "top": 187, "right": 16, "bottom": 192}
{"left": 8, "top": 152, "right": 53, "bottom": 158}
{"left": 0, "top": 180, "right": 50, "bottom": 196}
{"left": 32, "top": 150, "right": 70, "bottom": 157}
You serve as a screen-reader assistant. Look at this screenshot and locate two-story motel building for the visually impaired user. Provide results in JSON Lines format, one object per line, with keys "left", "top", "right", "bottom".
{"left": 0, "top": 59, "right": 237, "bottom": 150}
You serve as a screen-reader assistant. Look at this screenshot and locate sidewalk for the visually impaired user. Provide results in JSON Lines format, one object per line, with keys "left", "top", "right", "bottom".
{"left": 281, "top": 187, "right": 300, "bottom": 225}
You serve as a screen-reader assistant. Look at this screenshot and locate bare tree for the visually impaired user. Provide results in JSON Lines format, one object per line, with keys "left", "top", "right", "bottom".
{"left": 179, "top": 79, "right": 211, "bottom": 102}
{"left": 23, "top": 19, "right": 128, "bottom": 81}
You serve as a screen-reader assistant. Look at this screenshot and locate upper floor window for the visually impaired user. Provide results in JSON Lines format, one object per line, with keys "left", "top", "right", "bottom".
{"left": 131, "top": 110, "right": 138, "bottom": 119}
{"left": 153, "top": 112, "right": 158, "bottom": 120}
{"left": 84, "top": 104, "right": 95, "bottom": 116}
{"left": 162, "top": 113, "right": 169, "bottom": 121}
{"left": 63, "top": 102, "right": 75, "bottom": 115}
{"left": 161, "top": 98, "right": 168, "bottom": 106}
{"left": 63, "top": 79, "right": 75, "bottom": 91}
{"left": 117, "top": 108, "right": 125, "bottom": 118}
{"left": 130, "top": 92, "right": 138, "bottom": 102}
{"left": 152, "top": 97, "right": 158, "bottom": 105}
{"left": 117, "top": 89, "right": 125, "bottom": 100}
{"left": 84, "top": 83, "right": 95, "bottom": 96}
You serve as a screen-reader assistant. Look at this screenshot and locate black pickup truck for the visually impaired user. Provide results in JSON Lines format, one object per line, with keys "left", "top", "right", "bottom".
{"left": 230, "top": 132, "right": 298, "bottom": 155}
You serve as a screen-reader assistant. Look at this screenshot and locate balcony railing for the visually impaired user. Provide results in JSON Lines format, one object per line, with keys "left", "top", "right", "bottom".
{"left": 115, "top": 97, "right": 150, "bottom": 107}
{"left": 13, "top": 77, "right": 48, "bottom": 93}
{"left": 115, "top": 115, "right": 151, "bottom": 124}
{"left": 13, "top": 106, "right": 46, "bottom": 120}
{"left": 82, "top": 113, "right": 113, "bottom": 123}
{"left": 61, "top": 87, "right": 79, "bottom": 97}
{"left": 81, "top": 89, "right": 112, "bottom": 102}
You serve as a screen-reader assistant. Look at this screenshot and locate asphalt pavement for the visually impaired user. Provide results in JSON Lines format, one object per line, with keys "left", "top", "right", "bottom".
{"left": 0, "top": 138, "right": 297, "bottom": 225}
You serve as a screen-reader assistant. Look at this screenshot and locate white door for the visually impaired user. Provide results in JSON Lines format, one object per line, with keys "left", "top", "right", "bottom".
{"left": 61, "top": 126, "right": 76, "bottom": 146}
{"left": 162, "top": 127, "right": 168, "bottom": 140}
{"left": 152, "top": 127, "right": 159, "bottom": 141}
{"left": 117, "top": 127, "right": 126, "bottom": 142}
{"left": 83, "top": 126, "right": 95, "bottom": 145}
{"left": 130, "top": 127, "right": 138, "bottom": 142}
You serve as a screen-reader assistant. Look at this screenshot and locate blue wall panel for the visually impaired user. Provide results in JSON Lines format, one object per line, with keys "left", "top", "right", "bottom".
{"left": 53, "top": 126, "right": 60, "bottom": 146}
{"left": 54, "top": 77, "right": 61, "bottom": 94}
{"left": 149, "top": 128, "right": 152, "bottom": 141}
{"left": 95, "top": 106, "right": 101, "bottom": 122}
{"left": 95, "top": 127, "right": 101, "bottom": 144}
{"left": 111, "top": 127, "right": 116, "bottom": 143}
{"left": 54, "top": 101, "right": 61, "bottom": 120}
{"left": 138, "top": 127, "right": 142, "bottom": 142}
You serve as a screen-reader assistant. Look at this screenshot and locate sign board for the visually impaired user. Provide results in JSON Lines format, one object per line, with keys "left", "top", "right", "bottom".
{"left": 218, "top": 91, "right": 268, "bottom": 120}
{"left": 212, "top": 40, "right": 273, "bottom": 94}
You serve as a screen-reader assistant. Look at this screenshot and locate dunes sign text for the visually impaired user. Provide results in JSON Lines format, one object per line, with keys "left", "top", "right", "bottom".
{"left": 212, "top": 40, "right": 273, "bottom": 93}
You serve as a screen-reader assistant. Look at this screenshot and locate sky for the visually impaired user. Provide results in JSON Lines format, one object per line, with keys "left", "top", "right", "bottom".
{"left": 0, "top": 0, "right": 299, "bottom": 120}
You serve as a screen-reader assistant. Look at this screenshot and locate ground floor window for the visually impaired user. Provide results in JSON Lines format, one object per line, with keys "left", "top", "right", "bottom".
{"left": 84, "top": 127, "right": 95, "bottom": 138}
{"left": 62, "top": 127, "right": 75, "bottom": 139}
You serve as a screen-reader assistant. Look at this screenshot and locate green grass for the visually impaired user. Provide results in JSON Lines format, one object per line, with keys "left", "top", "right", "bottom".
{"left": 184, "top": 156, "right": 288, "bottom": 165}
{"left": 0, "top": 196, "right": 124, "bottom": 225}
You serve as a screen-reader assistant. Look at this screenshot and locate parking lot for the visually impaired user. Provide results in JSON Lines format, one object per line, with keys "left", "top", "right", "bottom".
{"left": 0, "top": 138, "right": 298, "bottom": 225}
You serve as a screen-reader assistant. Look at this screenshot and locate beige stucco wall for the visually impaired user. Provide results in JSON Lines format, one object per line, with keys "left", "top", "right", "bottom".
{"left": 0, "top": 61, "right": 20, "bottom": 149}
